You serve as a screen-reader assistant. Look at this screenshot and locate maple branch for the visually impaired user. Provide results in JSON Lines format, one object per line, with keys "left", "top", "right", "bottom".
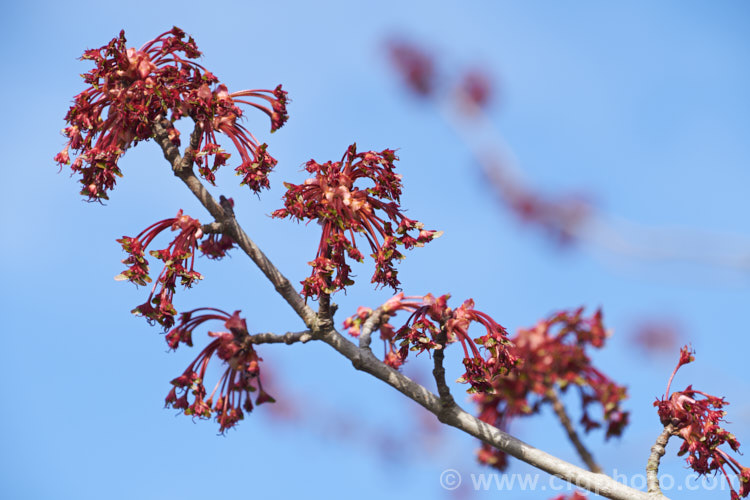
{"left": 152, "top": 119, "right": 318, "bottom": 329}
{"left": 153, "top": 117, "right": 665, "bottom": 500}
{"left": 547, "top": 387, "right": 602, "bottom": 473}
{"left": 321, "top": 326, "right": 663, "bottom": 500}
{"left": 646, "top": 424, "right": 674, "bottom": 495}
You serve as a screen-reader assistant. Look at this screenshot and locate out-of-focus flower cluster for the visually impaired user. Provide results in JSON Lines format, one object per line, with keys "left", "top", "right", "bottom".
{"left": 386, "top": 39, "right": 592, "bottom": 243}
{"left": 483, "top": 161, "right": 591, "bottom": 244}
{"left": 273, "top": 144, "right": 441, "bottom": 297}
{"left": 630, "top": 318, "right": 681, "bottom": 355}
{"left": 55, "top": 27, "right": 287, "bottom": 201}
{"left": 343, "top": 292, "right": 517, "bottom": 394}
{"left": 386, "top": 40, "right": 436, "bottom": 97}
{"left": 474, "top": 308, "right": 629, "bottom": 470}
{"left": 116, "top": 210, "right": 234, "bottom": 329}
{"left": 655, "top": 346, "right": 749, "bottom": 500}
{"left": 164, "top": 309, "right": 274, "bottom": 433}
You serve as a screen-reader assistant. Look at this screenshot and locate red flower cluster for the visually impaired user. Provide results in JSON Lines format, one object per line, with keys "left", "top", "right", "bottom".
{"left": 116, "top": 210, "right": 233, "bottom": 329}
{"left": 655, "top": 346, "right": 749, "bottom": 500}
{"left": 474, "top": 308, "right": 629, "bottom": 470}
{"left": 343, "top": 293, "right": 516, "bottom": 393}
{"left": 273, "top": 144, "right": 441, "bottom": 297}
{"left": 480, "top": 157, "right": 591, "bottom": 244}
{"left": 55, "top": 27, "right": 287, "bottom": 201}
{"left": 385, "top": 40, "right": 590, "bottom": 243}
{"left": 186, "top": 82, "right": 287, "bottom": 189}
{"left": 164, "top": 309, "right": 274, "bottom": 433}
{"left": 386, "top": 40, "right": 436, "bottom": 97}
{"left": 459, "top": 69, "right": 494, "bottom": 110}
{"left": 199, "top": 232, "right": 236, "bottom": 260}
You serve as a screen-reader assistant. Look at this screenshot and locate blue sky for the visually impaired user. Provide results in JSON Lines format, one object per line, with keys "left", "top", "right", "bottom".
{"left": 2, "top": 1, "right": 749, "bottom": 499}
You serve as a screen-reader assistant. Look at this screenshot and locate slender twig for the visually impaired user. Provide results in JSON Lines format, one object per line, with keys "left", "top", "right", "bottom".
{"left": 248, "top": 330, "right": 314, "bottom": 345}
{"left": 646, "top": 424, "right": 675, "bottom": 495}
{"left": 358, "top": 307, "right": 389, "bottom": 350}
{"left": 431, "top": 326, "right": 456, "bottom": 420}
{"left": 152, "top": 117, "right": 666, "bottom": 500}
{"left": 546, "top": 387, "right": 602, "bottom": 473}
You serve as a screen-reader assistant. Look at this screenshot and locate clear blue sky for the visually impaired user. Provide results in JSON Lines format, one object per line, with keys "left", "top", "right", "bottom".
{"left": 1, "top": 1, "right": 749, "bottom": 499}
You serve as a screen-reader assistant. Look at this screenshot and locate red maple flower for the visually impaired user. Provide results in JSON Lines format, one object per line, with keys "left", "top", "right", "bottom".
{"left": 273, "top": 144, "right": 441, "bottom": 297}
{"left": 655, "top": 346, "right": 749, "bottom": 499}
{"left": 486, "top": 163, "right": 591, "bottom": 245}
{"left": 474, "top": 308, "right": 628, "bottom": 470}
{"left": 164, "top": 309, "right": 274, "bottom": 433}
{"left": 56, "top": 27, "right": 288, "bottom": 200}
{"left": 199, "top": 232, "right": 236, "bottom": 260}
{"left": 186, "top": 83, "right": 288, "bottom": 190}
{"left": 386, "top": 40, "right": 436, "bottom": 97}
{"left": 117, "top": 210, "right": 235, "bottom": 330}
{"left": 55, "top": 28, "right": 206, "bottom": 200}
{"left": 343, "top": 292, "right": 517, "bottom": 393}
{"left": 458, "top": 69, "right": 494, "bottom": 111}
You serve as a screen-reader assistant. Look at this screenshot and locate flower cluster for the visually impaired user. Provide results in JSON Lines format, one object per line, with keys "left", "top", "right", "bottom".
{"left": 55, "top": 27, "right": 287, "bottom": 201}
{"left": 164, "top": 309, "right": 274, "bottom": 433}
{"left": 458, "top": 70, "right": 493, "bottom": 111}
{"left": 273, "top": 144, "right": 441, "bottom": 297}
{"left": 386, "top": 40, "right": 436, "bottom": 97}
{"left": 496, "top": 180, "right": 591, "bottom": 243}
{"left": 186, "top": 82, "right": 287, "bottom": 189}
{"left": 199, "top": 232, "right": 236, "bottom": 260}
{"left": 474, "top": 308, "right": 629, "bottom": 470}
{"left": 655, "top": 346, "right": 749, "bottom": 500}
{"left": 385, "top": 40, "right": 591, "bottom": 243}
{"left": 116, "top": 210, "right": 233, "bottom": 329}
{"left": 343, "top": 292, "right": 516, "bottom": 393}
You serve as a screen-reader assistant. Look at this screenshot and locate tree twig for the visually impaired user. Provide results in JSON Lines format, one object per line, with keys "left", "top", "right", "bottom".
{"left": 646, "top": 424, "right": 674, "bottom": 495}
{"left": 546, "top": 387, "right": 602, "bottom": 473}
{"left": 431, "top": 326, "right": 456, "bottom": 420}
{"left": 248, "top": 330, "right": 314, "bottom": 345}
